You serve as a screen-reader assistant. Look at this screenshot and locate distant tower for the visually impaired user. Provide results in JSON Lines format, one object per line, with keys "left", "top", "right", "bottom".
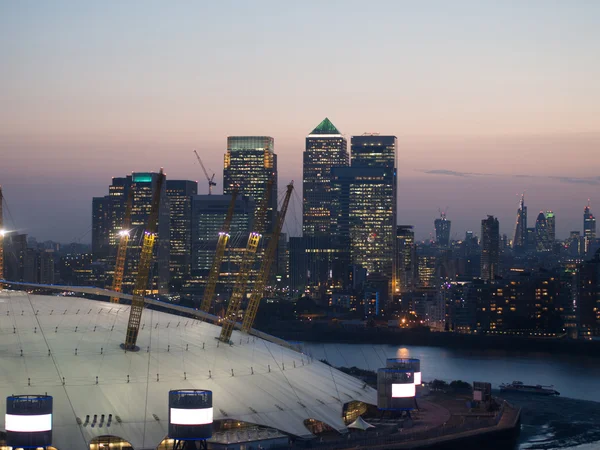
{"left": 481, "top": 216, "right": 500, "bottom": 281}
{"left": 434, "top": 210, "right": 451, "bottom": 247}
{"left": 545, "top": 211, "right": 556, "bottom": 245}
{"left": 512, "top": 194, "right": 527, "bottom": 250}
{"left": 584, "top": 201, "right": 597, "bottom": 254}
{"left": 535, "top": 211, "right": 551, "bottom": 252}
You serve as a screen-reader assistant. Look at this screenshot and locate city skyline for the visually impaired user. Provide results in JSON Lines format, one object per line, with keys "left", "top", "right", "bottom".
{"left": 1, "top": 1, "right": 599, "bottom": 242}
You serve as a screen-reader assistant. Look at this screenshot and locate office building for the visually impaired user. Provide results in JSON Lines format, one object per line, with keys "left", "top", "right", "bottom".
{"left": 434, "top": 212, "right": 451, "bottom": 247}
{"left": 513, "top": 194, "right": 527, "bottom": 250}
{"left": 92, "top": 172, "right": 170, "bottom": 294}
{"left": 584, "top": 202, "right": 597, "bottom": 254}
{"left": 224, "top": 136, "right": 277, "bottom": 233}
{"left": 396, "top": 225, "right": 416, "bottom": 293}
{"left": 481, "top": 215, "right": 500, "bottom": 281}
{"left": 302, "top": 118, "right": 349, "bottom": 296}
{"left": 535, "top": 211, "right": 551, "bottom": 252}
{"left": 166, "top": 180, "right": 198, "bottom": 285}
{"left": 545, "top": 211, "right": 556, "bottom": 244}
{"left": 331, "top": 134, "right": 397, "bottom": 302}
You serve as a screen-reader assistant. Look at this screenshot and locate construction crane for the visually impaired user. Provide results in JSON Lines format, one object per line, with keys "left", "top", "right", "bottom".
{"left": 193, "top": 150, "right": 217, "bottom": 195}
{"left": 200, "top": 188, "right": 239, "bottom": 314}
{"left": 241, "top": 182, "right": 294, "bottom": 333}
{"left": 110, "top": 189, "right": 134, "bottom": 303}
{"left": 0, "top": 186, "right": 4, "bottom": 281}
{"left": 122, "top": 169, "right": 165, "bottom": 351}
{"left": 218, "top": 178, "right": 274, "bottom": 343}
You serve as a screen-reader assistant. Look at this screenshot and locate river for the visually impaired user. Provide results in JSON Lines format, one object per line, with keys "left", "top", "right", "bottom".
{"left": 301, "top": 343, "right": 600, "bottom": 449}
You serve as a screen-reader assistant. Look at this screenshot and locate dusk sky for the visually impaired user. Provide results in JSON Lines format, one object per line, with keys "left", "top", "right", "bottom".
{"left": 1, "top": 1, "right": 599, "bottom": 243}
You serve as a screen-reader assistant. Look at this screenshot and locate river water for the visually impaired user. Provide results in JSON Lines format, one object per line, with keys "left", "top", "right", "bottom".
{"left": 301, "top": 343, "right": 600, "bottom": 449}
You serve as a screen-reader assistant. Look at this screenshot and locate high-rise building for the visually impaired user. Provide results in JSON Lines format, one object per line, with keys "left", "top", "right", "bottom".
{"left": 91, "top": 197, "right": 110, "bottom": 259}
{"left": 545, "top": 211, "right": 556, "bottom": 244}
{"left": 224, "top": 136, "right": 277, "bottom": 233}
{"left": 535, "top": 211, "right": 551, "bottom": 252}
{"left": 584, "top": 202, "right": 596, "bottom": 254}
{"left": 396, "top": 225, "right": 416, "bottom": 293}
{"left": 481, "top": 215, "right": 500, "bottom": 281}
{"left": 331, "top": 134, "right": 397, "bottom": 302}
{"left": 166, "top": 180, "right": 198, "bottom": 285}
{"left": 513, "top": 194, "right": 527, "bottom": 250}
{"left": 577, "top": 250, "right": 600, "bottom": 337}
{"left": 434, "top": 212, "right": 451, "bottom": 247}
{"left": 302, "top": 119, "right": 349, "bottom": 297}
{"left": 92, "top": 172, "right": 170, "bottom": 294}
{"left": 190, "top": 194, "right": 254, "bottom": 305}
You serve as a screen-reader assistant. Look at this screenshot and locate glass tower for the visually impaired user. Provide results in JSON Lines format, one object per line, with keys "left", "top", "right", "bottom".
{"left": 513, "top": 194, "right": 527, "bottom": 250}
{"left": 434, "top": 212, "right": 451, "bottom": 247}
{"left": 223, "top": 136, "right": 277, "bottom": 233}
{"left": 584, "top": 202, "right": 596, "bottom": 254}
{"left": 481, "top": 215, "right": 500, "bottom": 281}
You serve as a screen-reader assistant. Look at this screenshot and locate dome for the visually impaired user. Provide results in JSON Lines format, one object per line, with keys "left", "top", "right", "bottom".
{"left": 0, "top": 291, "right": 376, "bottom": 450}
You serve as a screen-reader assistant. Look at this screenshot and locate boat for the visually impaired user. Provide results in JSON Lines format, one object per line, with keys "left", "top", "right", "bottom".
{"left": 499, "top": 381, "right": 560, "bottom": 396}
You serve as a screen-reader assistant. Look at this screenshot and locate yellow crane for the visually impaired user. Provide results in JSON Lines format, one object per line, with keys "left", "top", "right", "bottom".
{"left": 200, "top": 188, "right": 239, "bottom": 314}
{"left": 122, "top": 169, "right": 165, "bottom": 351}
{"left": 218, "top": 178, "right": 273, "bottom": 343}
{"left": 110, "top": 189, "right": 134, "bottom": 303}
{"left": 242, "top": 182, "right": 294, "bottom": 333}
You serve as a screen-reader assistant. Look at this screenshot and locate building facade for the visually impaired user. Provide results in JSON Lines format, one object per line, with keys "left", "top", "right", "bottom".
{"left": 434, "top": 212, "right": 451, "bottom": 248}
{"left": 513, "top": 194, "right": 527, "bottom": 250}
{"left": 481, "top": 215, "right": 500, "bottom": 281}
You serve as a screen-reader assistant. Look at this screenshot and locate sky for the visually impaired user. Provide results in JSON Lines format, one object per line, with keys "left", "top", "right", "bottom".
{"left": 1, "top": 1, "right": 599, "bottom": 243}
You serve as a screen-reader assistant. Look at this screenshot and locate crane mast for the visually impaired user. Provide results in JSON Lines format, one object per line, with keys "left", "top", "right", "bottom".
{"left": 193, "top": 150, "right": 217, "bottom": 195}
{"left": 111, "top": 189, "right": 134, "bottom": 303}
{"left": 242, "top": 182, "right": 294, "bottom": 333}
{"left": 200, "top": 188, "right": 239, "bottom": 314}
{"left": 218, "top": 178, "right": 273, "bottom": 343}
{"left": 122, "top": 169, "right": 165, "bottom": 351}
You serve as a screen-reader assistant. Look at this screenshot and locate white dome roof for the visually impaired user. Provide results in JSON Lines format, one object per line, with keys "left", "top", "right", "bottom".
{"left": 0, "top": 291, "right": 376, "bottom": 450}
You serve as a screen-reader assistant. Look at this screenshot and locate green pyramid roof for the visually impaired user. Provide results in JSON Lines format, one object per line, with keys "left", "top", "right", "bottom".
{"left": 309, "top": 117, "right": 341, "bottom": 135}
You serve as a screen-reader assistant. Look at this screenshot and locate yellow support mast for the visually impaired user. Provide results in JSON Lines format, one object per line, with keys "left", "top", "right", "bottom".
{"left": 110, "top": 189, "right": 134, "bottom": 303}
{"left": 200, "top": 188, "right": 239, "bottom": 314}
{"left": 218, "top": 178, "right": 273, "bottom": 343}
{"left": 241, "top": 182, "right": 293, "bottom": 333}
{"left": 122, "top": 169, "right": 165, "bottom": 351}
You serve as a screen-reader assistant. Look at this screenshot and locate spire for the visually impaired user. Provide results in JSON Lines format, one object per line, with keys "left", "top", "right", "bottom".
{"left": 309, "top": 117, "right": 341, "bottom": 135}
{"left": 519, "top": 192, "right": 525, "bottom": 210}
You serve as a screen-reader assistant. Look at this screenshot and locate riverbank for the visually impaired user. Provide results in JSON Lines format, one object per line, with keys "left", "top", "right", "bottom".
{"left": 266, "top": 323, "right": 599, "bottom": 355}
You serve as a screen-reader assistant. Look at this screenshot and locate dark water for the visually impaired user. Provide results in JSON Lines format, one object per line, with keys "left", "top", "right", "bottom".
{"left": 301, "top": 343, "right": 600, "bottom": 449}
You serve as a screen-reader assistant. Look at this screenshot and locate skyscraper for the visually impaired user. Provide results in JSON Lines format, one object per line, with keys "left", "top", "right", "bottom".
{"left": 584, "top": 202, "right": 596, "bottom": 254}
{"left": 545, "top": 211, "right": 556, "bottom": 245}
{"left": 302, "top": 118, "right": 349, "bottom": 296}
{"left": 224, "top": 136, "right": 277, "bottom": 233}
{"left": 166, "top": 180, "right": 198, "bottom": 285}
{"left": 481, "top": 215, "right": 500, "bottom": 281}
{"left": 332, "top": 134, "right": 397, "bottom": 301}
{"left": 396, "top": 225, "right": 416, "bottom": 293}
{"left": 513, "top": 194, "right": 527, "bottom": 250}
{"left": 535, "top": 211, "right": 551, "bottom": 252}
{"left": 92, "top": 172, "right": 170, "bottom": 294}
{"left": 434, "top": 211, "right": 451, "bottom": 247}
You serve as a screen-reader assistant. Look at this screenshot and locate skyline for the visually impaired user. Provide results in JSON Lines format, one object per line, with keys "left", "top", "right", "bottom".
{"left": 1, "top": 1, "right": 599, "bottom": 242}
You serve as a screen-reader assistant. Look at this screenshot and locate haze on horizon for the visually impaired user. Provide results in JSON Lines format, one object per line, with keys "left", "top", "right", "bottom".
{"left": 1, "top": 1, "right": 599, "bottom": 243}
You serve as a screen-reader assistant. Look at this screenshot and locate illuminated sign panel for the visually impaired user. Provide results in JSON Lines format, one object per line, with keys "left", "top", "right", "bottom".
{"left": 414, "top": 372, "right": 422, "bottom": 385}
{"left": 5, "top": 413, "right": 52, "bottom": 432}
{"left": 392, "top": 383, "right": 416, "bottom": 398}
{"left": 170, "top": 407, "right": 213, "bottom": 425}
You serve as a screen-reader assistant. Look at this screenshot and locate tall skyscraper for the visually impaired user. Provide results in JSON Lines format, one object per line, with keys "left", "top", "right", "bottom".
{"left": 332, "top": 134, "right": 397, "bottom": 301}
{"left": 584, "top": 202, "right": 597, "bottom": 254}
{"left": 535, "top": 211, "right": 551, "bottom": 252}
{"left": 513, "top": 194, "right": 527, "bottom": 250}
{"left": 92, "top": 172, "right": 170, "bottom": 294}
{"left": 481, "top": 215, "right": 500, "bottom": 281}
{"left": 396, "top": 225, "right": 416, "bottom": 293}
{"left": 545, "top": 211, "right": 556, "bottom": 244}
{"left": 302, "top": 118, "right": 349, "bottom": 296}
{"left": 434, "top": 211, "right": 451, "bottom": 247}
{"left": 166, "top": 180, "right": 198, "bottom": 285}
{"left": 223, "top": 136, "right": 277, "bottom": 233}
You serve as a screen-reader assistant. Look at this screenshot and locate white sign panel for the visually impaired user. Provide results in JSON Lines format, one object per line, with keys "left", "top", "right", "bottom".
{"left": 170, "top": 407, "right": 213, "bottom": 425}
{"left": 414, "top": 372, "right": 422, "bottom": 385}
{"left": 5, "top": 414, "right": 52, "bottom": 432}
{"left": 391, "top": 383, "right": 416, "bottom": 398}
